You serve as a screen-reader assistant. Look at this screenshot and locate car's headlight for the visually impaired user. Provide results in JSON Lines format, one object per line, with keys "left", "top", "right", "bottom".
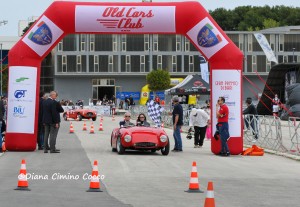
{"left": 124, "top": 135, "right": 132, "bottom": 142}
{"left": 160, "top": 135, "right": 167, "bottom": 142}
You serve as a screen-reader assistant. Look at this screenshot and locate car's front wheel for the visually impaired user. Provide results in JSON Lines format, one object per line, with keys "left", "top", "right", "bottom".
{"left": 111, "top": 138, "right": 117, "bottom": 152}
{"left": 92, "top": 117, "right": 97, "bottom": 121}
{"left": 116, "top": 136, "right": 125, "bottom": 155}
{"left": 161, "top": 139, "right": 170, "bottom": 156}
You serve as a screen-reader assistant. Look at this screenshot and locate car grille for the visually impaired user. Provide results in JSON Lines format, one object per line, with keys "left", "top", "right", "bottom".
{"left": 135, "top": 142, "right": 156, "bottom": 148}
{"left": 86, "top": 112, "right": 94, "bottom": 117}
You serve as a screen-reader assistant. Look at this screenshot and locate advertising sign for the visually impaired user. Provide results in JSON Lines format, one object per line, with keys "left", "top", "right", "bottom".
{"left": 7, "top": 66, "right": 37, "bottom": 134}
{"left": 75, "top": 6, "right": 175, "bottom": 33}
{"left": 212, "top": 70, "right": 241, "bottom": 137}
{"left": 187, "top": 17, "right": 228, "bottom": 59}
{"left": 22, "top": 15, "right": 64, "bottom": 57}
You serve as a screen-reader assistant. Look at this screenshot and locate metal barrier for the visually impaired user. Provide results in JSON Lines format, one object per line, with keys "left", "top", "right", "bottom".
{"left": 288, "top": 117, "right": 300, "bottom": 156}
{"left": 130, "top": 106, "right": 300, "bottom": 156}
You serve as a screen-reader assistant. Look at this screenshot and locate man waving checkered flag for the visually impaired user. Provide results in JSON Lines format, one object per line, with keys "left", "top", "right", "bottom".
{"left": 147, "top": 100, "right": 164, "bottom": 127}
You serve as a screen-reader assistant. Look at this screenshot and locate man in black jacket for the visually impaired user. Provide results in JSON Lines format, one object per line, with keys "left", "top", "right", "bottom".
{"left": 42, "top": 91, "right": 64, "bottom": 153}
{"left": 243, "top": 97, "right": 258, "bottom": 141}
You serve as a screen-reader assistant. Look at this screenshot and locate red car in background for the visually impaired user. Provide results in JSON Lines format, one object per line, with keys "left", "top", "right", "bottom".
{"left": 63, "top": 109, "right": 97, "bottom": 121}
{"left": 111, "top": 126, "right": 170, "bottom": 155}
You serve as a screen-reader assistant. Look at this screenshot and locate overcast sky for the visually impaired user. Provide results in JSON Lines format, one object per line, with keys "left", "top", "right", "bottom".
{"left": 1, "top": 0, "right": 299, "bottom": 36}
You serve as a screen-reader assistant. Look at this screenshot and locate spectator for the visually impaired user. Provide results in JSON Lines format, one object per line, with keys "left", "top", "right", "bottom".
{"left": 119, "top": 112, "right": 134, "bottom": 127}
{"left": 170, "top": 96, "right": 183, "bottom": 152}
{"left": 136, "top": 113, "right": 150, "bottom": 127}
{"left": 216, "top": 96, "right": 230, "bottom": 156}
{"left": 0, "top": 97, "right": 5, "bottom": 153}
{"left": 272, "top": 94, "right": 281, "bottom": 116}
{"left": 155, "top": 95, "right": 160, "bottom": 105}
{"left": 243, "top": 97, "right": 258, "bottom": 142}
{"left": 189, "top": 108, "right": 210, "bottom": 148}
{"left": 37, "top": 91, "right": 47, "bottom": 150}
{"left": 182, "top": 95, "right": 187, "bottom": 104}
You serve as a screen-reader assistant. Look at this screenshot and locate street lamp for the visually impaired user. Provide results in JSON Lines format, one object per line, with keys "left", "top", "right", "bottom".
{"left": 0, "top": 20, "right": 8, "bottom": 26}
{"left": 292, "top": 48, "right": 296, "bottom": 63}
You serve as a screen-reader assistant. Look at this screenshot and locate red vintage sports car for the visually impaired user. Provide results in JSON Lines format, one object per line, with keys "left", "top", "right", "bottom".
{"left": 111, "top": 126, "right": 170, "bottom": 155}
{"left": 63, "top": 109, "right": 97, "bottom": 121}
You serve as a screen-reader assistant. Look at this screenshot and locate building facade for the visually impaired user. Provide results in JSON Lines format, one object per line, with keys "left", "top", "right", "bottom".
{"left": 1, "top": 26, "right": 300, "bottom": 104}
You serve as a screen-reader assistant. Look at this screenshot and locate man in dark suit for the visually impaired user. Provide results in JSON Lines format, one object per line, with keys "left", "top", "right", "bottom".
{"left": 42, "top": 91, "right": 64, "bottom": 153}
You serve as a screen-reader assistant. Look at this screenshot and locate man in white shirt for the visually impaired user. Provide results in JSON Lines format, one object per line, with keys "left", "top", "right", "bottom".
{"left": 189, "top": 108, "right": 210, "bottom": 148}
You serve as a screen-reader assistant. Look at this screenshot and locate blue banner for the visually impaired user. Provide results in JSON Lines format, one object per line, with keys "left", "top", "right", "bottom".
{"left": 149, "top": 91, "right": 165, "bottom": 100}
{"left": 116, "top": 92, "right": 140, "bottom": 101}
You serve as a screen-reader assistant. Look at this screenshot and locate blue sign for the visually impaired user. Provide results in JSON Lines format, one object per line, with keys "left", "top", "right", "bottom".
{"left": 116, "top": 92, "right": 140, "bottom": 101}
{"left": 149, "top": 91, "right": 165, "bottom": 100}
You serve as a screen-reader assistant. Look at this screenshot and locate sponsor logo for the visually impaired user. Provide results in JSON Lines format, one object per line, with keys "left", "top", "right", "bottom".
{"left": 14, "top": 90, "right": 27, "bottom": 99}
{"left": 13, "top": 106, "right": 26, "bottom": 118}
{"left": 97, "top": 7, "right": 154, "bottom": 32}
{"left": 28, "top": 21, "right": 52, "bottom": 45}
{"left": 226, "top": 102, "right": 236, "bottom": 107}
{"left": 193, "top": 80, "right": 203, "bottom": 87}
{"left": 197, "top": 23, "right": 223, "bottom": 48}
{"left": 16, "top": 77, "right": 29, "bottom": 83}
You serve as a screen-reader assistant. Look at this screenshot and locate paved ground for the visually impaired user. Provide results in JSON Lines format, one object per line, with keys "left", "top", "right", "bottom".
{"left": 1, "top": 114, "right": 300, "bottom": 207}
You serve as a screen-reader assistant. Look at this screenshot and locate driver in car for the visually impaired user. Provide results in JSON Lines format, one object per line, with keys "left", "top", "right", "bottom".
{"left": 136, "top": 113, "right": 150, "bottom": 127}
{"left": 119, "top": 112, "right": 135, "bottom": 127}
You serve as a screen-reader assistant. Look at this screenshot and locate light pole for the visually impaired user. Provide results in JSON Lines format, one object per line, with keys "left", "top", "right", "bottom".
{"left": 0, "top": 20, "right": 8, "bottom": 26}
{"left": 292, "top": 48, "right": 296, "bottom": 63}
{"left": 0, "top": 20, "right": 7, "bottom": 96}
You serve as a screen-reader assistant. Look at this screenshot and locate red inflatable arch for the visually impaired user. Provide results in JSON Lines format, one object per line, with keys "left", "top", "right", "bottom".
{"left": 7, "top": 1, "right": 243, "bottom": 154}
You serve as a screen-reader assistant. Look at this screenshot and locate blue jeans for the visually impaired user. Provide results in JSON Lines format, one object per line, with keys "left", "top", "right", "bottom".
{"left": 219, "top": 122, "right": 230, "bottom": 153}
{"left": 173, "top": 125, "right": 182, "bottom": 150}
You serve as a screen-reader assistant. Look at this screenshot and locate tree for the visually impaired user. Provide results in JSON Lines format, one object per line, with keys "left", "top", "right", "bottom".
{"left": 263, "top": 18, "right": 280, "bottom": 29}
{"left": 22, "top": 21, "right": 35, "bottom": 36}
{"left": 146, "top": 69, "right": 171, "bottom": 96}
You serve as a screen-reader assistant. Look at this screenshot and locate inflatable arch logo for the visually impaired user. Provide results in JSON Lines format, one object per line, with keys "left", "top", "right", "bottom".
{"left": 7, "top": 1, "right": 243, "bottom": 154}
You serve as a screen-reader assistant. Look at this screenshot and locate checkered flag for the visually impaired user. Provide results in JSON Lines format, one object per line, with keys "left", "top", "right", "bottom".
{"left": 147, "top": 100, "right": 164, "bottom": 126}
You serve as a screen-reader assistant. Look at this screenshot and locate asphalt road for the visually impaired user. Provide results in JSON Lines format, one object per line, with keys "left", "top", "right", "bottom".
{"left": 1, "top": 114, "right": 300, "bottom": 207}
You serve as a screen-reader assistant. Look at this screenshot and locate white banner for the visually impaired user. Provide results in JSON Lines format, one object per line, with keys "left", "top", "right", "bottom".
{"left": 22, "top": 15, "right": 64, "bottom": 57}
{"left": 200, "top": 62, "right": 209, "bottom": 84}
{"left": 75, "top": 6, "right": 175, "bottom": 33}
{"left": 254, "top": 33, "right": 278, "bottom": 64}
{"left": 7, "top": 66, "right": 37, "bottom": 134}
{"left": 212, "top": 70, "right": 241, "bottom": 137}
{"left": 187, "top": 17, "right": 228, "bottom": 59}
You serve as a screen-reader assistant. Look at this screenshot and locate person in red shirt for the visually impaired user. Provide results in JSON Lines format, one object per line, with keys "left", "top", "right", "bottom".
{"left": 216, "top": 96, "right": 230, "bottom": 156}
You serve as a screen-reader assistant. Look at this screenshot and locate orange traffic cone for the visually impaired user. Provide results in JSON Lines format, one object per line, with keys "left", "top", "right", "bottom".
{"left": 101, "top": 115, "right": 103, "bottom": 121}
{"left": 99, "top": 121, "right": 103, "bottom": 131}
{"left": 69, "top": 122, "right": 74, "bottom": 133}
{"left": 15, "top": 159, "right": 31, "bottom": 191}
{"left": 204, "top": 181, "right": 215, "bottom": 207}
{"left": 112, "top": 114, "right": 115, "bottom": 121}
{"left": 2, "top": 141, "right": 6, "bottom": 152}
{"left": 161, "top": 122, "right": 164, "bottom": 128}
{"left": 185, "top": 161, "right": 203, "bottom": 193}
{"left": 90, "top": 122, "right": 95, "bottom": 134}
{"left": 83, "top": 121, "right": 87, "bottom": 131}
{"left": 86, "top": 160, "right": 102, "bottom": 192}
